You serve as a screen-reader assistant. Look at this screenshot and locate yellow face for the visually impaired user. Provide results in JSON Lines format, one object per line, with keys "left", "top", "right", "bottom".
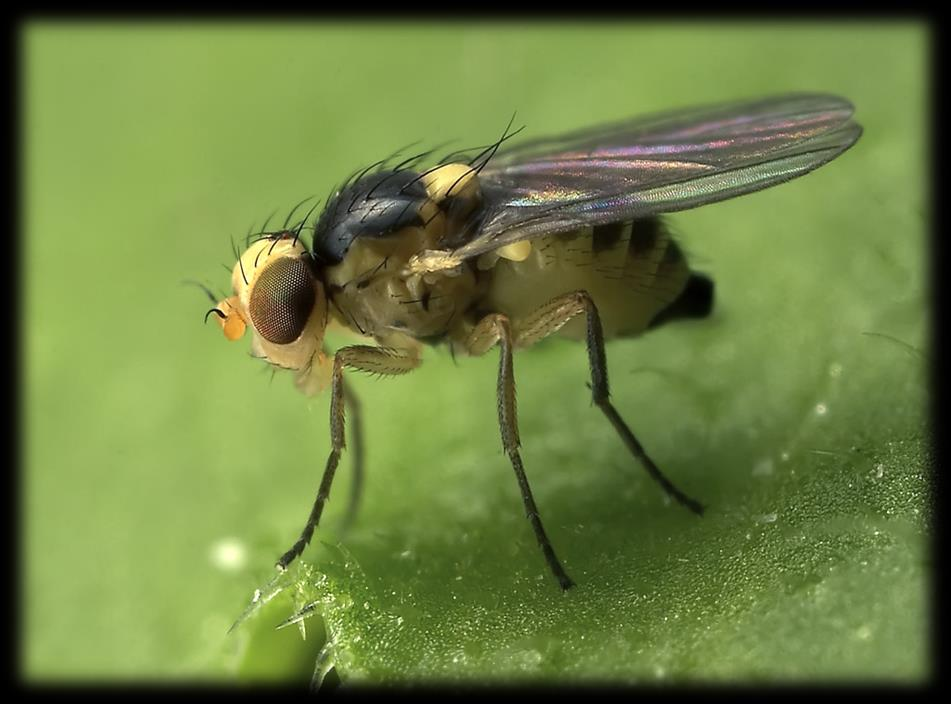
{"left": 209, "top": 234, "right": 333, "bottom": 395}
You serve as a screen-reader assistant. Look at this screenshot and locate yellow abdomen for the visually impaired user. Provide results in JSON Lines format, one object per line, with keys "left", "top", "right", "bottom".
{"left": 482, "top": 218, "right": 691, "bottom": 340}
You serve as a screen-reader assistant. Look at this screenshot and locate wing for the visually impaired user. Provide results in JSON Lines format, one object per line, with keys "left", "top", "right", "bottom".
{"left": 443, "top": 93, "right": 861, "bottom": 263}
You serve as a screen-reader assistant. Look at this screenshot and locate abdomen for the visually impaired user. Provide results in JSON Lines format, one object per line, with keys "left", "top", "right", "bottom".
{"left": 481, "top": 218, "right": 696, "bottom": 340}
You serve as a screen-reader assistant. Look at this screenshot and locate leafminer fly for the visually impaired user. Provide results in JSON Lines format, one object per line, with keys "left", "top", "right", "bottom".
{"left": 204, "top": 94, "right": 861, "bottom": 590}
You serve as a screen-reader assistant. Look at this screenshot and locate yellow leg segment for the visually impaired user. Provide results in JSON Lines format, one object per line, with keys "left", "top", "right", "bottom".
{"left": 339, "top": 377, "right": 363, "bottom": 536}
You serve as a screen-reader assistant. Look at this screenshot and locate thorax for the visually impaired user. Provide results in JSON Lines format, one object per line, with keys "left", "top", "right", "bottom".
{"left": 323, "top": 227, "right": 481, "bottom": 346}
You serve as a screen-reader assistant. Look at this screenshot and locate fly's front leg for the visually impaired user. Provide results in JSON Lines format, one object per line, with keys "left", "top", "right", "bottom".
{"left": 276, "top": 345, "right": 420, "bottom": 571}
{"left": 515, "top": 291, "right": 704, "bottom": 515}
{"left": 339, "top": 377, "right": 364, "bottom": 536}
{"left": 466, "top": 314, "right": 575, "bottom": 590}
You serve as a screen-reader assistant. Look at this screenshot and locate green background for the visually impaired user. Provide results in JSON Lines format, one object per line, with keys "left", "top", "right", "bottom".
{"left": 24, "top": 23, "right": 929, "bottom": 684}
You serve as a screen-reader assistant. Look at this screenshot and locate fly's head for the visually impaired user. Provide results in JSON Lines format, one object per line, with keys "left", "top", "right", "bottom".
{"left": 208, "top": 232, "right": 333, "bottom": 395}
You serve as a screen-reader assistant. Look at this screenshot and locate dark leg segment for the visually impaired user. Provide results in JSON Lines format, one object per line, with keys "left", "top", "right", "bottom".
{"left": 579, "top": 294, "right": 705, "bottom": 515}
{"left": 467, "top": 314, "right": 575, "bottom": 590}
{"left": 276, "top": 358, "right": 346, "bottom": 570}
{"left": 276, "top": 345, "right": 419, "bottom": 571}
{"left": 516, "top": 291, "right": 704, "bottom": 516}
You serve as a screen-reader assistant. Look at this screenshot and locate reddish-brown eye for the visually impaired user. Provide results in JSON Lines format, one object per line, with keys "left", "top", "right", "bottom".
{"left": 248, "top": 258, "right": 315, "bottom": 344}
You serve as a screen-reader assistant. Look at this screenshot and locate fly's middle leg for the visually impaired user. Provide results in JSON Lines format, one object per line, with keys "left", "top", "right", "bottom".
{"left": 466, "top": 313, "right": 575, "bottom": 590}
{"left": 513, "top": 290, "right": 705, "bottom": 516}
{"left": 276, "top": 345, "right": 420, "bottom": 571}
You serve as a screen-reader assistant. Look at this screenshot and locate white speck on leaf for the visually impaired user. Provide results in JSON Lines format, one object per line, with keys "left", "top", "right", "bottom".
{"left": 209, "top": 538, "right": 247, "bottom": 572}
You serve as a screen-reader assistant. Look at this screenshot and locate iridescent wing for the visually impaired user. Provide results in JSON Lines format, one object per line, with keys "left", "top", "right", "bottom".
{"left": 442, "top": 93, "right": 861, "bottom": 263}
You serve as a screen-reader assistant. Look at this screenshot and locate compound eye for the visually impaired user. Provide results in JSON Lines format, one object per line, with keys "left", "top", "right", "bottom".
{"left": 248, "top": 257, "right": 316, "bottom": 344}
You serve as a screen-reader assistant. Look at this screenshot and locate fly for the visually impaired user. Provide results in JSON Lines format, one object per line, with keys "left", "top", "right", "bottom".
{"left": 204, "top": 93, "right": 861, "bottom": 590}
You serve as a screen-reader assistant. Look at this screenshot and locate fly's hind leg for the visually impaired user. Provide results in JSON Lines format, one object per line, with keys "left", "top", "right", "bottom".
{"left": 514, "top": 290, "right": 705, "bottom": 515}
{"left": 276, "top": 345, "right": 420, "bottom": 571}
